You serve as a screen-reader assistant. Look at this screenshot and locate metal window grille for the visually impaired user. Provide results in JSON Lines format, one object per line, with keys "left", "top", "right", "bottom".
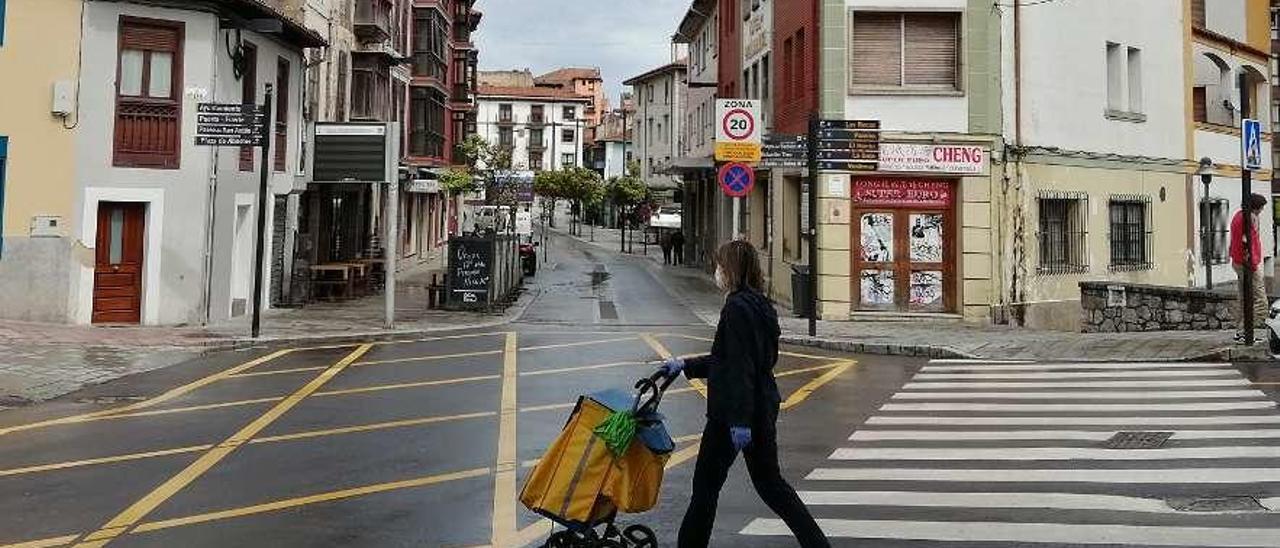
{"left": 1037, "top": 191, "right": 1089, "bottom": 274}
{"left": 1202, "top": 199, "right": 1230, "bottom": 265}
{"left": 1108, "top": 195, "right": 1153, "bottom": 271}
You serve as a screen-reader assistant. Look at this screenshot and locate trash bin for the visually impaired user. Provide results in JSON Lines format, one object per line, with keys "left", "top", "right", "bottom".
{"left": 790, "top": 264, "right": 812, "bottom": 318}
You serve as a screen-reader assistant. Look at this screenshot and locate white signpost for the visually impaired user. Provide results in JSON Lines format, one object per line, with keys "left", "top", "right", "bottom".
{"left": 715, "top": 99, "right": 762, "bottom": 163}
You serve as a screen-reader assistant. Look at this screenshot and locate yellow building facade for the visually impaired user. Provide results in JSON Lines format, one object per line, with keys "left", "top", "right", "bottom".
{"left": 0, "top": 0, "right": 84, "bottom": 321}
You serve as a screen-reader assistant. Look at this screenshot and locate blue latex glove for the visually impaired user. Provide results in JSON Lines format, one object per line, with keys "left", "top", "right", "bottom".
{"left": 658, "top": 357, "right": 685, "bottom": 378}
{"left": 730, "top": 426, "right": 752, "bottom": 451}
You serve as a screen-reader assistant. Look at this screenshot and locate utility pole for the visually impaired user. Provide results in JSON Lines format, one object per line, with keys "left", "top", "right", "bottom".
{"left": 250, "top": 84, "right": 274, "bottom": 339}
{"left": 806, "top": 113, "right": 819, "bottom": 337}
{"left": 1240, "top": 72, "right": 1256, "bottom": 346}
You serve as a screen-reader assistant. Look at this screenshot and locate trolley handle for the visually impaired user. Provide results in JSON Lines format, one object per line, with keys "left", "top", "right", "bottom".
{"left": 632, "top": 369, "right": 676, "bottom": 414}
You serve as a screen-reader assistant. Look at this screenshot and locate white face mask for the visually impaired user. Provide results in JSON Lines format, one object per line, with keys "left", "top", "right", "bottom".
{"left": 714, "top": 266, "right": 728, "bottom": 291}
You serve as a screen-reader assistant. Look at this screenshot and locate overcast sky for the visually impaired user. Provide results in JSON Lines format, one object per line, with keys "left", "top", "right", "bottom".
{"left": 474, "top": 0, "right": 689, "bottom": 103}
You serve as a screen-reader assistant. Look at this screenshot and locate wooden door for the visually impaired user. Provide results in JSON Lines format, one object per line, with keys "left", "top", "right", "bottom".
{"left": 852, "top": 208, "right": 954, "bottom": 312}
{"left": 93, "top": 202, "right": 146, "bottom": 323}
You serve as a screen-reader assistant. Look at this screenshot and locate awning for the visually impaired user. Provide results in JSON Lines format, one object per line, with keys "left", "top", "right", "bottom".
{"left": 664, "top": 156, "right": 715, "bottom": 172}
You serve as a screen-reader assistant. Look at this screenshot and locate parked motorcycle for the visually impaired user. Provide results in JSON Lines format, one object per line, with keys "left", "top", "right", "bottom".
{"left": 521, "top": 242, "right": 539, "bottom": 276}
{"left": 1268, "top": 300, "right": 1280, "bottom": 356}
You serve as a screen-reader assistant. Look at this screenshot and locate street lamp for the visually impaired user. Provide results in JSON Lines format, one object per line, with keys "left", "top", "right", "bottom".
{"left": 1197, "top": 156, "right": 1215, "bottom": 290}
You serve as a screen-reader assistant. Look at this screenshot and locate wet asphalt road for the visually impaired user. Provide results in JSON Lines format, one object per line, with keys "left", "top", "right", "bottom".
{"left": 0, "top": 232, "right": 908, "bottom": 547}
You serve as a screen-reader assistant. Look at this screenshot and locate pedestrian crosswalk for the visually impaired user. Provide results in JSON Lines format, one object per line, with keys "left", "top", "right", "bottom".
{"left": 739, "top": 360, "right": 1280, "bottom": 547}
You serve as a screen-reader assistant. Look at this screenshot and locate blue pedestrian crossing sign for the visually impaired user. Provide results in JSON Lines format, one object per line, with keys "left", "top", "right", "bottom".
{"left": 1242, "top": 118, "right": 1262, "bottom": 171}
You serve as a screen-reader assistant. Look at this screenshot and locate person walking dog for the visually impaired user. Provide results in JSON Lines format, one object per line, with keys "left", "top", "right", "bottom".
{"left": 659, "top": 240, "right": 830, "bottom": 548}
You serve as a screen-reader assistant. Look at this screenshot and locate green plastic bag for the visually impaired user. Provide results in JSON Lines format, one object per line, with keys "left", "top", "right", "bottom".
{"left": 593, "top": 410, "right": 638, "bottom": 456}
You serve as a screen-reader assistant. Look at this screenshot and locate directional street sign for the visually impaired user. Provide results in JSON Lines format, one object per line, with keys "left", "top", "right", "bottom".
{"left": 817, "top": 160, "right": 876, "bottom": 171}
{"left": 818, "top": 119, "right": 880, "bottom": 130}
{"left": 718, "top": 162, "right": 755, "bottom": 197}
{"left": 715, "top": 99, "right": 762, "bottom": 162}
{"left": 814, "top": 119, "right": 881, "bottom": 171}
{"left": 196, "top": 102, "right": 266, "bottom": 148}
{"left": 760, "top": 134, "right": 807, "bottom": 169}
{"left": 817, "top": 149, "right": 879, "bottom": 161}
{"left": 1243, "top": 118, "right": 1263, "bottom": 171}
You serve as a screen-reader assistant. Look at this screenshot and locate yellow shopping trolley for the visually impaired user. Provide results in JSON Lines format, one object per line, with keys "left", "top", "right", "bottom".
{"left": 520, "top": 370, "right": 676, "bottom": 548}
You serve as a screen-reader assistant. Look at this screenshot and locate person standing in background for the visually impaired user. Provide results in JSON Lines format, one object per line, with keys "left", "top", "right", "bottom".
{"left": 1230, "top": 193, "right": 1270, "bottom": 343}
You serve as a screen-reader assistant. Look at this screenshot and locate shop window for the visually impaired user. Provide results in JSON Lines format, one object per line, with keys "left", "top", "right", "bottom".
{"left": 114, "top": 16, "right": 184, "bottom": 169}
{"left": 849, "top": 12, "right": 958, "bottom": 91}
{"left": 1203, "top": 198, "right": 1230, "bottom": 265}
{"left": 1108, "top": 195, "right": 1153, "bottom": 271}
{"left": 1036, "top": 193, "right": 1088, "bottom": 274}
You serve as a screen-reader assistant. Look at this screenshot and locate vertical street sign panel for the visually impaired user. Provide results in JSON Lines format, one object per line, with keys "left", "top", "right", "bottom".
{"left": 715, "top": 99, "right": 762, "bottom": 162}
{"left": 1242, "top": 118, "right": 1262, "bottom": 171}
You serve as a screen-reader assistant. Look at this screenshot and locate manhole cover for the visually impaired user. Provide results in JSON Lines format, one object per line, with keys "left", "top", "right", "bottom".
{"left": 1102, "top": 431, "right": 1173, "bottom": 449}
{"left": 76, "top": 396, "right": 147, "bottom": 404}
{"left": 599, "top": 301, "right": 619, "bottom": 320}
{"left": 1166, "top": 496, "right": 1267, "bottom": 513}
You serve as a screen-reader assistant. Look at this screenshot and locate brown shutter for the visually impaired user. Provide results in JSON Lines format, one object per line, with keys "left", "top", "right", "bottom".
{"left": 904, "top": 13, "right": 958, "bottom": 88}
{"left": 851, "top": 13, "right": 902, "bottom": 87}
{"left": 1193, "top": 86, "right": 1208, "bottom": 123}
{"left": 121, "top": 23, "right": 178, "bottom": 51}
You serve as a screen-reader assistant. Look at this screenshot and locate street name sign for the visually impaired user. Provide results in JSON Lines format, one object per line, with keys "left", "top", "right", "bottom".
{"left": 195, "top": 102, "right": 265, "bottom": 147}
{"left": 760, "top": 134, "right": 807, "bottom": 168}
{"left": 715, "top": 99, "right": 762, "bottom": 162}
{"left": 815, "top": 119, "right": 880, "bottom": 171}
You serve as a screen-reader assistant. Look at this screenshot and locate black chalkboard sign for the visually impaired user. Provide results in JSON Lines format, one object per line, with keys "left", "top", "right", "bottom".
{"left": 446, "top": 237, "right": 492, "bottom": 308}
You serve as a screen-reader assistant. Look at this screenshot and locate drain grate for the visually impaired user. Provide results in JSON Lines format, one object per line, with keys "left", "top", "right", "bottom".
{"left": 598, "top": 300, "right": 619, "bottom": 320}
{"left": 1166, "top": 496, "right": 1267, "bottom": 513}
{"left": 1102, "top": 431, "right": 1173, "bottom": 449}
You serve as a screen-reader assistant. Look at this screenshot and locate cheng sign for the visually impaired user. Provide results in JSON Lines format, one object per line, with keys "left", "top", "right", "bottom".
{"left": 853, "top": 179, "right": 953, "bottom": 208}
{"left": 878, "top": 143, "right": 987, "bottom": 175}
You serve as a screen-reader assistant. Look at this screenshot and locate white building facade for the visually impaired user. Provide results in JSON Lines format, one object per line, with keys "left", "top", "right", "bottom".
{"left": 624, "top": 61, "right": 687, "bottom": 192}
{"left": 475, "top": 86, "right": 588, "bottom": 172}
{"left": 71, "top": 1, "right": 320, "bottom": 325}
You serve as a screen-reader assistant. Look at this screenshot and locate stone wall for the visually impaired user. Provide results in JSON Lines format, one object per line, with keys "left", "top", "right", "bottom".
{"left": 1080, "top": 282, "right": 1237, "bottom": 333}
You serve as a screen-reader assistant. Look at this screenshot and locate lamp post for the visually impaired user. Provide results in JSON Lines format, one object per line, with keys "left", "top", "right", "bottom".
{"left": 1197, "top": 157, "right": 1215, "bottom": 290}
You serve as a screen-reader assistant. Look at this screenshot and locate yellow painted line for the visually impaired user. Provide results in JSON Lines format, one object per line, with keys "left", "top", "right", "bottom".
{"left": 297, "top": 331, "right": 505, "bottom": 351}
{"left": 519, "top": 402, "right": 574, "bottom": 413}
{"left": 0, "top": 444, "right": 213, "bottom": 478}
{"left": 133, "top": 467, "right": 490, "bottom": 534}
{"left": 781, "top": 361, "right": 855, "bottom": 411}
{"left": 655, "top": 332, "right": 844, "bottom": 360}
{"left": 0, "top": 349, "right": 295, "bottom": 437}
{"left": 72, "top": 344, "right": 372, "bottom": 548}
{"left": 491, "top": 333, "right": 520, "bottom": 546}
{"left": 519, "top": 361, "right": 644, "bottom": 377}
{"left": 519, "top": 335, "right": 639, "bottom": 352}
{"left": 73, "top": 397, "right": 284, "bottom": 423}
{"left": 2, "top": 410, "right": 498, "bottom": 479}
{"left": 776, "top": 361, "right": 846, "bottom": 378}
{"left": 225, "top": 365, "right": 326, "bottom": 378}
{"left": 0, "top": 534, "right": 80, "bottom": 548}
{"left": 312, "top": 374, "right": 499, "bottom": 398}
{"left": 354, "top": 349, "right": 504, "bottom": 367}
{"left": 640, "top": 333, "right": 707, "bottom": 398}
{"left": 250, "top": 411, "right": 496, "bottom": 444}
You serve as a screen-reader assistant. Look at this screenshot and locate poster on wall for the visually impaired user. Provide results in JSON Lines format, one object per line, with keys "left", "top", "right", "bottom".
{"left": 854, "top": 179, "right": 952, "bottom": 208}
{"left": 860, "top": 213, "right": 893, "bottom": 262}
{"left": 909, "top": 214, "right": 944, "bottom": 263}
{"left": 860, "top": 270, "right": 895, "bottom": 306}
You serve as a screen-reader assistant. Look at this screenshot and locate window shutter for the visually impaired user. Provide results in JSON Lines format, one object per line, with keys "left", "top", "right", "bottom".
{"left": 1193, "top": 87, "right": 1208, "bottom": 123}
{"left": 121, "top": 23, "right": 178, "bottom": 52}
{"left": 851, "top": 13, "right": 902, "bottom": 87}
{"left": 1191, "top": 0, "right": 1206, "bottom": 28}
{"left": 904, "top": 13, "right": 958, "bottom": 87}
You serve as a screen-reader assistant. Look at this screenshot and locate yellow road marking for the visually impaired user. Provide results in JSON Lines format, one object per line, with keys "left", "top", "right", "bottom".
{"left": 519, "top": 361, "right": 643, "bottom": 376}
{"left": 781, "top": 361, "right": 855, "bottom": 410}
{"left": 0, "top": 534, "right": 80, "bottom": 548}
{"left": 132, "top": 467, "right": 491, "bottom": 534}
{"left": 518, "top": 402, "right": 574, "bottom": 413}
{"left": 298, "top": 331, "right": 505, "bottom": 351}
{"left": 0, "top": 445, "right": 214, "bottom": 477}
{"left": 355, "top": 349, "right": 504, "bottom": 367}
{"left": 250, "top": 411, "right": 496, "bottom": 444}
{"left": 312, "top": 374, "right": 499, "bottom": 398}
{"left": 2, "top": 410, "right": 498, "bottom": 478}
{"left": 73, "top": 397, "right": 284, "bottom": 423}
{"left": 72, "top": 344, "right": 372, "bottom": 548}
{"left": 655, "top": 333, "right": 844, "bottom": 360}
{"left": 519, "top": 335, "right": 639, "bottom": 352}
{"left": 225, "top": 365, "right": 326, "bottom": 378}
{"left": 641, "top": 333, "right": 708, "bottom": 398}
{"left": 0, "top": 349, "right": 295, "bottom": 437}
{"left": 491, "top": 332, "right": 520, "bottom": 546}
{"left": 776, "top": 361, "right": 847, "bottom": 378}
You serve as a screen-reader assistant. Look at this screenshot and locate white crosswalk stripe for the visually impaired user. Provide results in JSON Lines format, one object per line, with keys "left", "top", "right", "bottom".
{"left": 739, "top": 360, "right": 1280, "bottom": 546}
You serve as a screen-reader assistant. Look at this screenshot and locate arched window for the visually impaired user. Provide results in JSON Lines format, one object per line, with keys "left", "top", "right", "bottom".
{"left": 1193, "top": 53, "right": 1231, "bottom": 125}
{"left": 1240, "top": 65, "right": 1268, "bottom": 124}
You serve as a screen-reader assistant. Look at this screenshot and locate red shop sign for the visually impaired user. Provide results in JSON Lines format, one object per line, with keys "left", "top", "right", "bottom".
{"left": 852, "top": 178, "right": 952, "bottom": 207}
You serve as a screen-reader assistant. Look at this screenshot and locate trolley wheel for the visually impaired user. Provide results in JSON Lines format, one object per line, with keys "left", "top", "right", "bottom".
{"left": 621, "top": 524, "right": 657, "bottom": 548}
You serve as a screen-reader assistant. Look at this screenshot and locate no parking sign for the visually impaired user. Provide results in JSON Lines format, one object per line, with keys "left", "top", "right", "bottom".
{"left": 718, "top": 162, "right": 755, "bottom": 198}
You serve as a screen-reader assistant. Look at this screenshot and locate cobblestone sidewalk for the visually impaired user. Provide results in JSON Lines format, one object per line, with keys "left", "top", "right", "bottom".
{"left": 0, "top": 260, "right": 528, "bottom": 407}
{"left": 557, "top": 226, "right": 1256, "bottom": 363}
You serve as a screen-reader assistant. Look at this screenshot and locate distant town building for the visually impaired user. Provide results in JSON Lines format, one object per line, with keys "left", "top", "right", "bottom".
{"left": 475, "top": 86, "right": 589, "bottom": 171}
{"left": 624, "top": 60, "right": 687, "bottom": 196}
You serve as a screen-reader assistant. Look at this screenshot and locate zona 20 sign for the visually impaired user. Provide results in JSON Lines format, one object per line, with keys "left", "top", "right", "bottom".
{"left": 715, "top": 99, "right": 762, "bottom": 163}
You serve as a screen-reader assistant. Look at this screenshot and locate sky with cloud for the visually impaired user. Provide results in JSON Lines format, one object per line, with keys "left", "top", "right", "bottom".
{"left": 474, "top": 0, "right": 690, "bottom": 104}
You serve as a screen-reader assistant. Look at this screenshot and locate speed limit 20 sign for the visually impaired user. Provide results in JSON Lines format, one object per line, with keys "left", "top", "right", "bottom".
{"left": 715, "top": 99, "right": 762, "bottom": 162}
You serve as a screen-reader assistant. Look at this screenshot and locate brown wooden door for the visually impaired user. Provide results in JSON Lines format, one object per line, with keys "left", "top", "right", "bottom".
{"left": 93, "top": 202, "right": 146, "bottom": 323}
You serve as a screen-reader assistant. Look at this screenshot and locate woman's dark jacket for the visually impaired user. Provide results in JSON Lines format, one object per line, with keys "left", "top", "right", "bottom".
{"left": 682, "top": 288, "right": 782, "bottom": 426}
